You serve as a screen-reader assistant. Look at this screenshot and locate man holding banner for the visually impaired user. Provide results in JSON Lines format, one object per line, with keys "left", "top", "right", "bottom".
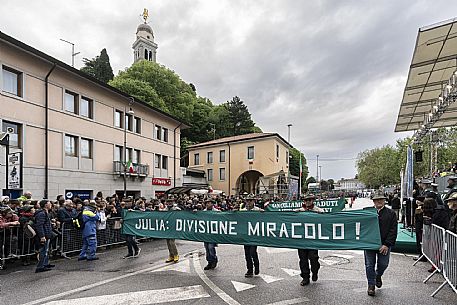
{"left": 364, "top": 192, "right": 397, "bottom": 296}
{"left": 294, "top": 194, "right": 324, "bottom": 286}
{"left": 240, "top": 194, "right": 264, "bottom": 278}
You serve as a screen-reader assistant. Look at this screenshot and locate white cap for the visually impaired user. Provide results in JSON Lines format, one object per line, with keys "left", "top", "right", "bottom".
{"left": 0, "top": 196, "right": 10, "bottom": 202}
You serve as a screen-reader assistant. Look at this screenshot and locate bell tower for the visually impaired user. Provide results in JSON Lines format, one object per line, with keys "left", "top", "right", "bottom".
{"left": 133, "top": 9, "right": 158, "bottom": 63}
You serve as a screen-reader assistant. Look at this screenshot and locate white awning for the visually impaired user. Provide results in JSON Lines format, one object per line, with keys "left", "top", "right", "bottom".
{"left": 395, "top": 18, "right": 457, "bottom": 132}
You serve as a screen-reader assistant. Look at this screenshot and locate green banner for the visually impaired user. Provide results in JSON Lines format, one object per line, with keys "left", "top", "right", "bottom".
{"left": 265, "top": 198, "right": 346, "bottom": 213}
{"left": 122, "top": 208, "right": 381, "bottom": 250}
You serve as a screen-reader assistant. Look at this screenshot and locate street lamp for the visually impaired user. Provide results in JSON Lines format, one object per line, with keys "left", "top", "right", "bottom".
{"left": 123, "top": 98, "right": 135, "bottom": 199}
{"left": 287, "top": 124, "right": 292, "bottom": 143}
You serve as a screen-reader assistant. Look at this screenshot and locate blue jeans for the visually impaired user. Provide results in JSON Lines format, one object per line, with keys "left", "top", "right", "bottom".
{"left": 204, "top": 242, "right": 217, "bottom": 263}
{"left": 36, "top": 239, "right": 50, "bottom": 269}
{"left": 364, "top": 248, "right": 391, "bottom": 286}
{"left": 79, "top": 235, "right": 97, "bottom": 259}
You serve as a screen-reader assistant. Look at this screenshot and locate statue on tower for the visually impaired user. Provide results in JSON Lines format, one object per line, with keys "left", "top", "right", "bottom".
{"left": 142, "top": 8, "right": 149, "bottom": 23}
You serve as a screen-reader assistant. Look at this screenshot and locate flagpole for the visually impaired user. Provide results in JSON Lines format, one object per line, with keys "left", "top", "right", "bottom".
{"left": 298, "top": 154, "right": 302, "bottom": 197}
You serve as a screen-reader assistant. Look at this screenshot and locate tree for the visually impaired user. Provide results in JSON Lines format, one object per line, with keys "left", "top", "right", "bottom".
{"left": 288, "top": 147, "right": 308, "bottom": 190}
{"left": 224, "top": 96, "right": 255, "bottom": 136}
{"left": 80, "top": 48, "right": 114, "bottom": 83}
{"left": 356, "top": 145, "right": 400, "bottom": 188}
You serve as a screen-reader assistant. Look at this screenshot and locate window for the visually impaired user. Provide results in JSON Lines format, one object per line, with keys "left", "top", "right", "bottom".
{"left": 114, "top": 110, "right": 123, "bottom": 128}
{"left": 125, "top": 113, "right": 133, "bottom": 131}
{"left": 162, "top": 128, "right": 168, "bottom": 142}
{"left": 162, "top": 156, "right": 168, "bottom": 169}
{"left": 133, "top": 149, "right": 140, "bottom": 164}
{"left": 207, "top": 151, "right": 213, "bottom": 164}
{"left": 64, "top": 91, "right": 78, "bottom": 113}
{"left": 2, "top": 66, "right": 22, "bottom": 97}
{"left": 126, "top": 148, "right": 133, "bottom": 162}
{"left": 276, "top": 144, "right": 280, "bottom": 159}
{"left": 219, "top": 168, "right": 226, "bottom": 181}
{"left": 286, "top": 151, "right": 289, "bottom": 164}
{"left": 80, "top": 97, "right": 92, "bottom": 118}
{"left": 65, "top": 135, "right": 77, "bottom": 157}
{"left": 194, "top": 153, "right": 200, "bottom": 165}
{"left": 207, "top": 169, "right": 213, "bottom": 181}
{"left": 155, "top": 125, "right": 161, "bottom": 140}
{"left": 134, "top": 117, "right": 141, "bottom": 134}
{"left": 219, "top": 150, "right": 225, "bottom": 163}
{"left": 247, "top": 146, "right": 255, "bottom": 160}
{"left": 114, "top": 145, "right": 123, "bottom": 161}
{"left": 155, "top": 154, "right": 161, "bottom": 168}
{"left": 2, "top": 121, "right": 21, "bottom": 148}
{"left": 80, "top": 138, "right": 92, "bottom": 159}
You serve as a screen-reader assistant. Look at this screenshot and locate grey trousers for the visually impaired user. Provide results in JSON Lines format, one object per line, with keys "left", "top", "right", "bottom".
{"left": 166, "top": 239, "right": 178, "bottom": 257}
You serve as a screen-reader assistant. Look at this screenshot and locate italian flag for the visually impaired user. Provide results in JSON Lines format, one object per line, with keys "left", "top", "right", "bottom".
{"left": 126, "top": 160, "right": 134, "bottom": 173}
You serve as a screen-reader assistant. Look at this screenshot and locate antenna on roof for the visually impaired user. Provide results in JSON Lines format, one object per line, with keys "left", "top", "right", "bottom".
{"left": 59, "top": 38, "right": 80, "bottom": 67}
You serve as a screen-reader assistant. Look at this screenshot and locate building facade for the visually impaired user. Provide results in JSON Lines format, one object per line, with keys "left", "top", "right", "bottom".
{"left": 0, "top": 31, "right": 186, "bottom": 200}
{"left": 187, "top": 133, "right": 292, "bottom": 196}
{"left": 334, "top": 178, "right": 365, "bottom": 192}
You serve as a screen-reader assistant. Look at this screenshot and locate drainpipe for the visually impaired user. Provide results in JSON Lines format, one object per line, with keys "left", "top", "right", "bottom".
{"left": 44, "top": 64, "right": 56, "bottom": 199}
{"left": 228, "top": 143, "right": 231, "bottom": 195}
{"left": 173, "top": 123, "right": 183, "bottom": 187}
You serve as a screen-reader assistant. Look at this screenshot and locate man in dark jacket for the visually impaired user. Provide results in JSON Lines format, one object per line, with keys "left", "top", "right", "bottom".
{"left": 57, "top": 200, "right": 77, "bottom": 226}
{"left": 364, "top": 193, "right": 397, "bottom": 296}
{"left": 34, "top": 199, "right": 55, "bottom": 273}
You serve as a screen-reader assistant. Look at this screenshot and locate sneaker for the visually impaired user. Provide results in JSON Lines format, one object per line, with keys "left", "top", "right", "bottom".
{"left": 173, "top": 255, "right": 179, "bottom": 263}
{"left": 254, "top": 267, "right": 260, "bottom": 275}
{"left": 165, "top": 257, "right": 174, "bottom": 263}
{"left": 211, "top": 261, "right": 217, "bottom": 269}
{"left": 45, "top": 264, "right": 56, "bottom": 268}
{"left": 245, "top": 271, "right": 253, "bottom": 278}
{"left": 35, "top": 267, "right": 51, "bottom": 273}
{"left": 78, "top": 257, "right": 87, "bottom": 261}
{"left": 134, "top": 248, "right": 141, "bottom": 258}
{"left": 300, "top": 278, "right": 310, "bottom": 286}
{"left": 375, "top": 275, "right": 382, "bottom": 288}
{"left": 123, "top": 254, "right": 134, "bottom": 259}
{"left": 312, "top": 273, "right": 318, "bottom": 282}
{"left": 367, "top": 285, "right": 375, "bottom": 296}
{"left": 87, "top": 257, "right": 99, "bottom": 261}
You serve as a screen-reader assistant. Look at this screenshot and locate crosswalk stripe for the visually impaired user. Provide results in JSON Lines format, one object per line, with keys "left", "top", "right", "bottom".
{"left": 231, "top": 280, "right": 256, "bottom": 292}
{"left": 43, "top": 285, "right": 210, "bottom": 305}
{"left": 259, "top": 274, "right": 283, "bottom": 283}
{"left": 281, "top": 268, "right": 301, "bottom": 277}
{"left": 266, "top": 297, "right": 310, "bottom": 305}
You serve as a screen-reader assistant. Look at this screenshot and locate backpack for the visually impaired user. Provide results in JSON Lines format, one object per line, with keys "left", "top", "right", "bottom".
{"left": 73, "top": 211, "right": 85, "bottom": 230}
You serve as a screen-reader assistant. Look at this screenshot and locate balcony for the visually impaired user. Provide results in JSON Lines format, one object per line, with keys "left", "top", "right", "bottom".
{"left": 113, "top": 161, "right": 149, "bottom": 177}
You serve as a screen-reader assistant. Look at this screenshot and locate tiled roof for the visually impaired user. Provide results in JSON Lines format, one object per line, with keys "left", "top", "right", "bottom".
{"left": 188, "top": 132, "right": 291, "bottom": 149}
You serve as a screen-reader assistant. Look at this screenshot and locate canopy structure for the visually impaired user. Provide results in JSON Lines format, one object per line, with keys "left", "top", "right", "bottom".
{"left": 395, "top": 18, "right": 457, "bottom": 134}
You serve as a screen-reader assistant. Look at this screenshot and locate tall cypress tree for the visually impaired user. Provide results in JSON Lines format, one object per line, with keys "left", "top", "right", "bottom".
{"left": 80, "top": 48, "right": 114, "bottom": 83}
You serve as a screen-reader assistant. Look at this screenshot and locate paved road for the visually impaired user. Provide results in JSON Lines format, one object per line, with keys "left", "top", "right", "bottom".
{"left": 1, "top": 198, "right": 455, "bottom": 305}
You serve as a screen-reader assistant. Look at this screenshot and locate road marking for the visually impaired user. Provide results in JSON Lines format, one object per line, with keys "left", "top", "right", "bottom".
{"left": 231, "top": 281, "right": 256, "bottom": 292}
{"left": 21, "top": 249, "right": 197, "bottom": 305}
{"left": 259, "top": 274, "right": 283, "bottom": 283}
{"left": 281, "top": 268, "right": 301, "bottom": 277}
{"left": 43, "top": 285, "right": 210, "bottom": 305}
{"left": 151, "top": 259, "right": 190, "bottom": 273}
{"left": 332, "top": 253, "right": 354, "bottom": 259}
{"left": 263, "top": 247, "right": 296, "bottom": 254}
{"left": 266, "top": 297, "right": 310, "bottom": 305}
{"left": 320, "top": 258, "right": 340, "bottom": 265}
{"left": 192, "top": 252, "right": 241, "bottom": 305}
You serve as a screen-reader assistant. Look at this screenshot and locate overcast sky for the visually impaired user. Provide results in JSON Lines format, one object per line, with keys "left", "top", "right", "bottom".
{"left": 2, "top": 0, "right": 457, "bottom": 180}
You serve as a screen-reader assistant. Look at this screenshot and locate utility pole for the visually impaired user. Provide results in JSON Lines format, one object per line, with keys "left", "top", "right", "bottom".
{"left": 60, "top": 39, "right": 80, "bottom": 67}
{"left": 316, "top": 154, "right": 319, "bottom": 183}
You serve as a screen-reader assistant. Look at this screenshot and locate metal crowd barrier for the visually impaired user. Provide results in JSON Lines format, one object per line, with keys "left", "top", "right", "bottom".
{"left": 415, "top": 223, "right": 457, "bottom": 297}
{"left": 1, "top": 217, "right": 132, "bottom": 269}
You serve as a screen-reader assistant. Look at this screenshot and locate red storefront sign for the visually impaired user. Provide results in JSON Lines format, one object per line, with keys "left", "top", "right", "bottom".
{"left": 152, "top": 178, "right": 171, "bottom": 186}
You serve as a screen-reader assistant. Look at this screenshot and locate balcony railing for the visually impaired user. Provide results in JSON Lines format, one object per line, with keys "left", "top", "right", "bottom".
{"left": 113, "top": 161, "right": 149, "bottom": 177}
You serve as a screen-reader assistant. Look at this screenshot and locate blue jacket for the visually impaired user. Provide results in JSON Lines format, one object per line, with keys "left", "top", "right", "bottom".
{"left": 82, "top": 206, "right": 100, "bottom": 237}
{"left": 34, "top": 209, "right": 53, "bottom": 239}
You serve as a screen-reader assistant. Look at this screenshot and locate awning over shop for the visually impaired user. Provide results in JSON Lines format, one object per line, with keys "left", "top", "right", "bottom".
{"left": 395, "top": 18, "right": 457, "bottom": 133}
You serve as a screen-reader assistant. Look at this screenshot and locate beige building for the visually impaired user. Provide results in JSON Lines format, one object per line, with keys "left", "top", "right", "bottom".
{"left": 0, "top": 30, "right": 187, "bottom": 200}
{"left": 187, "top": 133, "right": 292, "bottom": 196}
